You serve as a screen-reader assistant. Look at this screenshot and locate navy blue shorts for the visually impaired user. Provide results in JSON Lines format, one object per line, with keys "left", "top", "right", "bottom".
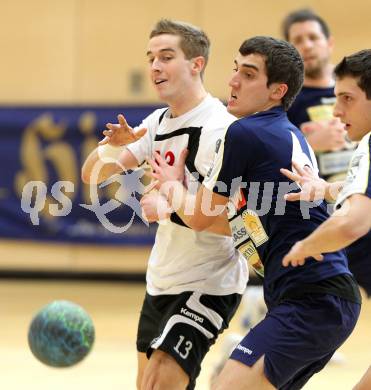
{"left": 230, "top": 294, "right": 360, "bottom": 390}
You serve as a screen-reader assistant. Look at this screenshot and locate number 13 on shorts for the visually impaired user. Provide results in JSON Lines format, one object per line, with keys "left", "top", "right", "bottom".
{"left": 174, "top": 335, "right": 193, "bottom": 359}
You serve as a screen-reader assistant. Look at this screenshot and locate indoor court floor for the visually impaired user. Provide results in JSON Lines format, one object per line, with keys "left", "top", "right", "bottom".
{"left": 1, "top": 279, "right": 370, "bottom": 389}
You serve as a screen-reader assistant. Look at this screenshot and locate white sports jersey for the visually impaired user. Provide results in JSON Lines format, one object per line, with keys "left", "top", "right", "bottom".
{"left": 335, "top": 132, "right": 371, "bottom": 209}
{"left": 127, "top": 94, "right": 249, "bottom": 296}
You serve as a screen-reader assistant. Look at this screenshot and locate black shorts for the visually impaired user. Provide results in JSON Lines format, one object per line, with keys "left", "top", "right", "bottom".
{"left": 137, "top": 291, "right": 241, "bottom": 389}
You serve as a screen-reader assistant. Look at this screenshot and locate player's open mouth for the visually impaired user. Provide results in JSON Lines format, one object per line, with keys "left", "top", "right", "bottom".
{"left": 154, "top": 79, "right": 167, "bottom": 85}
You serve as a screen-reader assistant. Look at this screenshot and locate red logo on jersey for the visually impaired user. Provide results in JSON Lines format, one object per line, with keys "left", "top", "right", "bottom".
{"left": 237, "top": 189, "right": 247, "bottom": 210}
{"left": 155, "top": 150, "right": 175, "bottom": 166}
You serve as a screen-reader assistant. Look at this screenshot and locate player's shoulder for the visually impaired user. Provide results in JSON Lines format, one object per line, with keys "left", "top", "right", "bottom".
{"left": 147, "top": 107, "right": 169, "bottom": 123}
{"left": 205, "top": 96, "right": 236, "bottom": 123}
{"left": 137, "top": 107, "right": 169, "bottom": 136}
{"left": 354, "top": 132, "right": 371, "bottom": 157}
{"left": 227, "top": 116, "right": 258, "bottom": 139}
{"left": 361, "top": 132, "right": 371, "bottom": 148}
{"left": 201, "top": 96, "right": 237, "bottom": 136}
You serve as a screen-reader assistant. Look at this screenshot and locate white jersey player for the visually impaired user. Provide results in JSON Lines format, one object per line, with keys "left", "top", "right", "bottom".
{"left": 81, "top": 20, "right": 248, "bottom": 390}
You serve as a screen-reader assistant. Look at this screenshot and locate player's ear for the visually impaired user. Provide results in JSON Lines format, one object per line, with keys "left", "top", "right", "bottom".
{"left": 327, "top": 35, "right": 335, "bottom": 54}
{"left": 190, "top": 56, "right": 206, "bottom": 76}
{"left": 270, "top": 83, "right": 288, "bottom": 102}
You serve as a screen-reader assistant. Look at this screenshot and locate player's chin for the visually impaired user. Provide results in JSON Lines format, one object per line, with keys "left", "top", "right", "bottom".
{"left": 227, "top": 103, "right": 239, "bottom": 116}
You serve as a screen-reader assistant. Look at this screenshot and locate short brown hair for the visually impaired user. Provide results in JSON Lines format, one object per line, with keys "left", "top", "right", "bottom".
{"left": 239, "top": 36, "right": 304, "bottom": 110}
{"left": 282, "top": 9, "right": 330, "bottom": 41}
{"left": 150, "top": 19, "right": 210, "bottom": 70}
{"left": 335, "top": 50, "right": 371, "bottom": 99}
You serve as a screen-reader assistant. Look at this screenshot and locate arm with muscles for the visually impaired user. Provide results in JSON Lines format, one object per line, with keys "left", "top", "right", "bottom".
{"left": 150, "top": 151, "right": 231, "bottom": 235}
{"left": 81, "top": 114, "right": 147, "bottom": 184}
{"left": 282, "top": 193, "right": 371, "bottom": 267}
{"left": 280, "top": 161, "right": 343, "bottom": 203}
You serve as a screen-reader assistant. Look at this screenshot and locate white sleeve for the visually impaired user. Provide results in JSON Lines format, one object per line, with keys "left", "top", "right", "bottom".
{"left": 126, "top": 110, "right": 163, "bottom": 165}
{"left": 335, "top": 137, "right": 371, "bottom": 208}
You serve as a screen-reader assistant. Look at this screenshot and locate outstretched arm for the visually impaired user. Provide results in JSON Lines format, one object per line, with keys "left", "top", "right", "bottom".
{"left": 280, "top": 161, "right": 343, "bottom": 203}
{"left": 282, "top": 194, "right": 371, "bottom": 267}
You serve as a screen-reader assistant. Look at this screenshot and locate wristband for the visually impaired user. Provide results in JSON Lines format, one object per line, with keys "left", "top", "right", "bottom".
{"left": 97, "top": 144, "right": 126, "bottom": 163}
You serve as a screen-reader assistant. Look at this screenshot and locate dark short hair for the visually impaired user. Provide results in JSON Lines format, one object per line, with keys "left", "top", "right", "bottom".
{"left": 334, "top": 50, "right": 371, "bottom": 99}
{"left": 239, "top": 36, "right": 304, "bottom": 110}
{"left": 150, "top": 19, "right": 210, "bottom": 68}
{"left": 282, "top": 9, "right": 330, "bottom": 41}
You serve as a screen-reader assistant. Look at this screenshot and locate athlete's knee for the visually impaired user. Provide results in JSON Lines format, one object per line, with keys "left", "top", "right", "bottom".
{"left": 141, "top": 350, "right": 189, "bottom": 390}
{"left": 211, "top": 357, "right": 275, "bottom": 390}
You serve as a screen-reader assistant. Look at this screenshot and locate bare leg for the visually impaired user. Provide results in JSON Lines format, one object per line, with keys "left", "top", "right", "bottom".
{"left": 211, "top": 356, "right": 276, "bottom": 390}
{"left": 141, "top": 349, "right": 189, "bottom": 390}
{"left": 137, "top": 352, "right": 149, "bottom": 390}
{"left": 354, "top": 366, "right": 371, "bottom": 390}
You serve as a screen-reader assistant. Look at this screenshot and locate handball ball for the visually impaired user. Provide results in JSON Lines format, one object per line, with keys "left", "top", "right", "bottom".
{"left": 28, "top": 300, "right": 95, "bottom": 367}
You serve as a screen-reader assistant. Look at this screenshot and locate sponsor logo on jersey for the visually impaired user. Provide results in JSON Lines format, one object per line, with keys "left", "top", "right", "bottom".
{"left": 236, "top": 344, "right": 253, "bottom": 355}
{"left": 239, "top": 241, "right": 265, "bottom": 278}
{"left": 242, "top": 209, "right": 268, "bottom": 247}
{"left": 230, "top": 215, "right": 249, "bottom": 247}
{"left": 180, "top": 307, "right": 204, "bottom": 324}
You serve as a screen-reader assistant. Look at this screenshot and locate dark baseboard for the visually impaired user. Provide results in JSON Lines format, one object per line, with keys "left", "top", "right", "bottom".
{"left": 0, "top": 269, "right": 145, "bottom": 283}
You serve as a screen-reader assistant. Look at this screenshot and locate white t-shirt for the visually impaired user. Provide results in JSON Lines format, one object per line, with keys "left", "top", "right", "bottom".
{"left": 127, "top": 94, "right": 249, "bottom": 296}
{"left": 335, "top": 132, "right": 371, "bottom": 209}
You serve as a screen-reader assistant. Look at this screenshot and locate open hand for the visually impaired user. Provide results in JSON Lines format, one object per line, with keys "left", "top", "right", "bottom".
{"left": 280, "top": 161, "right": 327, "bottom": 202}
{"left": 99, "top": 114, "right": 147, "bottom": 146}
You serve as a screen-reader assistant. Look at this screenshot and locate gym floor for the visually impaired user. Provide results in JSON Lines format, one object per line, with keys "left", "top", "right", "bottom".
{"left": 1, "top": 279, "right": 370, "bottom": 389}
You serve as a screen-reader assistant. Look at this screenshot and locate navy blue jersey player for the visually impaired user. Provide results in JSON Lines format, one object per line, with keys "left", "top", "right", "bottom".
{"left": 151, "top": 37, "right": 361, "bottom": 390}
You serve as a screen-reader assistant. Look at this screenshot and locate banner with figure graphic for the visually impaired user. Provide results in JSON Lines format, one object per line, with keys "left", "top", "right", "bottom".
{"left": 0, "top": 106, "right": 161, "bottom": 244}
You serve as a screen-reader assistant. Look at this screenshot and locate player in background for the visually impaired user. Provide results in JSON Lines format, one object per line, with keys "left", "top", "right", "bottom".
{"left": 283, "top": 9, "right": 353, "bottom": 183}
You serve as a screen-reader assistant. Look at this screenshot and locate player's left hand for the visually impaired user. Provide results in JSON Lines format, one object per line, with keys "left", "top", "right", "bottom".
{"left": 149, "top": 149, "right": 188, "bottom": 187}
{"left": 140, "top": 192, "right": 172, "bottom": 222}
{"left": 282, "top": 241, "right": 323, "bottom": 267}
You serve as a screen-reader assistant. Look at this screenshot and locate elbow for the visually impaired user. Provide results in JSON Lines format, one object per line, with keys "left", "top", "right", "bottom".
{"left": 340, "top": 220, "right": 369, "bottom": 243}
{"left": 81, "top": 170, "right": 91, "bottom": 185}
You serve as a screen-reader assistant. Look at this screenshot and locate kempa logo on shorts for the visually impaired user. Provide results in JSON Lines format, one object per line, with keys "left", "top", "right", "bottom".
{"left": 236, "top": 344, "right": 253, "bottom": 355}
{"left": 180, "top": 307, "right": 204, "bottom": 324}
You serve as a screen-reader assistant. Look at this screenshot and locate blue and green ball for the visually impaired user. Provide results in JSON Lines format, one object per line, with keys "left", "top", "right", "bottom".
{"left": 28, "top": 300, "right": 95, "bottom": 367}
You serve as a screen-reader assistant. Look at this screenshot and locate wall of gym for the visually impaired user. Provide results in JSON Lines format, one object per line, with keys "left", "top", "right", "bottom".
{"left": 0, "top": 0, "right": 369, "bottom": 105}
